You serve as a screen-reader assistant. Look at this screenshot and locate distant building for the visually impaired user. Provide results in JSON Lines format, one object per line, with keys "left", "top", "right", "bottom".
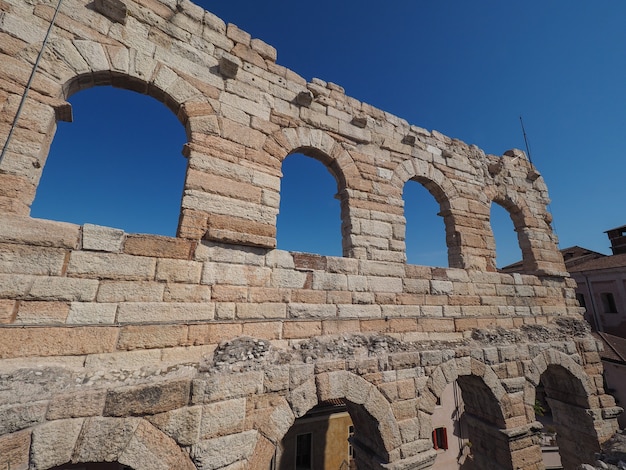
{"left": 501, "top": 226, "right": 626, "bottom": 337}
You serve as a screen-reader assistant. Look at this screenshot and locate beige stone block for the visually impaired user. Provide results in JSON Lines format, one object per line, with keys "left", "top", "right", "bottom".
{"left": 73, "top": 416, "right": 139, "bottom": 463}
{"left": 29, "top": 418, "right": 84, "bottom": 470}
{"left": 97, "top": 280, "right": 165, "bottom": 302}
{"left": 67, "top": 302, "right": 117, "bottom": 325}
{"left": 29, "top": 276, "right": 99, "bottom": 301}
{"left": 337, "top": 304, "right": 382, "bottom": 318}
{"left": 164, "top": 283, "right": 211, "bottom": 302}
{"left": 82, "top": 223, "right": 125, "bottom": 252}
{"left": 236, "top": 302, "right": 286, "bottom": 319}
{"left": 68, "top": 251, "right": 156, "bottom": 280}
{"left": 367, "top": 276, "right": 403, "bottom": 293}
{"left": 46, "top": 389, "right": 107, "bottom": 420}
{"left": 14, "top": 300, "right": 69, "bottom": 324}
{"left": 0, "top": 215, "right": 79, "bottom": 248}
{"left": 199, "top": 398, "right": 246, "bottom": 439}
{"left": 156, "top": 258, "right": 203, "bottom": 283}
{"left": 311, "top": 272, "right": 347, "bottom": 291}
{"left": 283, "top": 321, "right": 322, "bottom": 339}
{"left": 116, "top": 302, "right": 215, "bottom": 323}
{"left": 202, "top": 262, "right": 271, "bottom": 287}
{"left": 147, "top": 405, "right": 202, "bottom": 446}
{"left": 242, "top": 321, "right": 281, "bottom": 340}
{"left": 84, "top": 349, "right": 161, "bottom": 370}
{"left": 288, "top": 303, "right": 336, "bottom": 319}
{"left": 117, "top": 324, "right": 188, "bottom": 350}
{"left": 190, "top": 429, "right": 257, "bottom": 470}
{"left": 0, "top": 243, "right": 66, "bottom": 275}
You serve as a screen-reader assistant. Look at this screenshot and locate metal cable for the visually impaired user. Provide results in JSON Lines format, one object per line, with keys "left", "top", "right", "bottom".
{"left": 0, "top": 0, "right": 64, "bottom": 166}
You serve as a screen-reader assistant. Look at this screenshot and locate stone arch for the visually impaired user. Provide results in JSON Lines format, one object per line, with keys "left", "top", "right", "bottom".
{"left": 485, "top": 181, "right": 564, "bottom": 274}
{"left": 526, "top": 348, "right": 601, "bottom": 468}
{"left": 425, "top": 358, "right": 532, "bottom": 470}
{"left": 265, "top": 127, "right": 361, "bottom": 256}
{"left": 3, "top": 36, "right": 214, "bottom": 238}
{"left": 390, "top": 158, "right": 466, "bottom": 268}
{"left": 286, "top": 370, "right": 401, "bottom": 467}
{"left": 26, "top": 416, "right": 195, "bottom": 470}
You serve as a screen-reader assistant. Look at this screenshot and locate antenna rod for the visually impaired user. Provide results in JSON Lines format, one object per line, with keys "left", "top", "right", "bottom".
{"left": 519, "top": 116, "right": 533, "bottom": 164}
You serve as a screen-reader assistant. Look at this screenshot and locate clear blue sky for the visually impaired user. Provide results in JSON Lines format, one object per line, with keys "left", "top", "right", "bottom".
{"left": 31, "top": 0, "right": 626, "bottom": 268}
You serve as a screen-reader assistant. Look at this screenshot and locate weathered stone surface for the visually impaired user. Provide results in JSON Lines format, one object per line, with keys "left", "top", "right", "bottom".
{"left": 29, "top": 418, "right": 84, "bottom": 470}
{"left": 191, "top": 430, "right": 258, "bottom": 470}
{"left": 103, "top": 379, "right": 192, "bottom": 417}
{"left": 0, "top": 1, "right": 614, "bottom": 470}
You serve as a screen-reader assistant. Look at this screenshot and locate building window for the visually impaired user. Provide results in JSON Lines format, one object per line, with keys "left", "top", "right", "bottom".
{"left": 576, "top": 293, "right": 586, "bottom": 308}
{"left": 432, "top": 427, "right": 448, "bottom": 450}
{"left": 348, "top": 425, "right": 355, "bottom": 458}
{"left": 295, "top": 433, "right": 312, "bottom": 469}
{"left": 601, "top": 293, "right": 618, "bottom": 313}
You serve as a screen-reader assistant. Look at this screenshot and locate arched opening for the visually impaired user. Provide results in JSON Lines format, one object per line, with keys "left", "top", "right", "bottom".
{"left": 431, "top": 381, "right": 470, "bottom": 470}
{"left": 536, "top": 364, "right": 597, "bottom": 469}
{"left": 31, "top": 85, "right": 187, "bottom": 236}
{"left": 403, "top": 178, "right": 449, "bottom": 267}
{"left": 454, "top": 375, "right": 518, "bottom": 470}
{"left": 277, "top": 152, "right": 342, "bottom": 257}
{"left": 490, "top": 202, "right": 524, "bottom": 271}
{"left": 277, "top": 399, "right": 387, "bottom": 470}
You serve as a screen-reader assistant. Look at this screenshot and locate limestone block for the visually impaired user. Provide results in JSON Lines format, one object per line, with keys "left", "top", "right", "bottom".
{"left": 0, "top": 401, "right": 47, "bottom": 435}
{"left": 311, "top": 272, "right": 348, "bottom": 291}
{"left": 97, "top": 281, "right": 165, "bottom": 302}
{"left": 195, "top": 371, "right": 263, "bottom": 403}
{"left": 288, "top": 380, "right": 317, "bottom": 418}
{"left": 67, "top": 251, "right": 156, "bottom": 281}
{"left": 74, "top": 39, "right": 109, "bottom": 72}
{"left": 119, "top": 419, "right": 197, "bottom": 470}
{"left": 0, "top": 11, "right": 46, "bottom": 44}
{"left": 0, "top": 326, "right": 118, "bottom": 359}
{"left": 250, "top": 38, "right": 277, "bottom": 62}
{"left": 116, "top": 301, "right": 215, "bottom": 323}
{"left": 14, "top": 300, "right": 69, "bottom": 324}
{"left": 337, "top": 304, "right": 382, "bottom": 318}
{"left": 202, "top": 262, "right": 271, "bottom": 287}
{"left": 147, "top": 406, "right": 202, "bottom": 446}
{"left": 82, "top": 223, "right": 125, "bottom": 252}
{"left": 46, "top": 389, "right": 107, "bottom": 420}
{"left": 29, "top": 276, "right": 99, "bottom": 301}
{"left": 66, "top": 302, "right": 117, "bottom": 325}
{"left": 367, "top": 276, "right": 403, "bottom": 293}
{"left": 84, "top": 349, "right": 161, "bottom": 370}
{"left": 0, "top": 428, "right": 30, "bottom": 470}
{"left": 263, "top": 365, "right": 290, "bottom": 392}
{"left": 287, "top": 303, "right": 337, "bottom": 319}
{"left": 0, "top": 243, "right": 66, "bottom": 276}
{"left": 164, "top": 283, "right": 212, "bottom": 302}
{"left": 199, "top": 398, "right": 245, "bottom": 439}
{"left": 191, "top": 430, "right": 258, "bottom": 470}
{"left": 0, "top": 215, "right": 79, "bottom": 248}
{"left": 29, "top": 418, "right": 84, "bottom": 470}
{"left": 117, "top": 324, "right": 188, "bottom": 350}
{"left": 103, "top": 379, "right": 192, "bottom": 417}
{"left": 236, "top": 302, "right": 286, "bottom": 319}
{"left": 156, "top": 258, "right": 202, "bottom": 283}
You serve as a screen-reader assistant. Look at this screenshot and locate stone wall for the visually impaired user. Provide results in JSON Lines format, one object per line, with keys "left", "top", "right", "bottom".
{"left": 0, "top": 0, "right": 620, "bottom": 469}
